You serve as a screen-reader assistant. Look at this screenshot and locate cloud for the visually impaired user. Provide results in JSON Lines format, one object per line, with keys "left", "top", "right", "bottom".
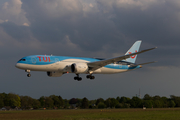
{"left": 0, "top": 0, "right": 30, "bottom": 25}
{"left": 96, "top": 0, "right": 161, "bottom": 13}
{"left": 22, "top": 0, "right": 84, "bottom": 20}
{"left": 0, "top": 0, "right": 179, "bottom": 64}
{"left": 0, "top": 22, "right": 42, "bottom": 52}
{"left": 21, "top": 0, "right": 123, "bottom": 53}
{"left": 0, "top": 0, "right": 179, "bottom": 59}
{"left": 23, "top": 23, "right": 29, "bottom": 26}
{"left": 0, "top": 19, "right": 5, "bottom": 23}
{"left": 0, "top": 19, "right": 8, "bottom": 24}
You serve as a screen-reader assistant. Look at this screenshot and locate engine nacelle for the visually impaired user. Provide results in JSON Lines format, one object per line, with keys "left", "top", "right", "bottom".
{"left": 71, "top": 63, "right": 89, "bottom": 74}
{"left": 47, "top": 71, "right": 63, "bottom": 77}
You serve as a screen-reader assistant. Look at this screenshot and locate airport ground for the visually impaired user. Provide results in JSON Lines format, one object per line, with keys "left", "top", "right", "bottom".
{"left": 0, "top": 108, "right": 180, "bottom": 120}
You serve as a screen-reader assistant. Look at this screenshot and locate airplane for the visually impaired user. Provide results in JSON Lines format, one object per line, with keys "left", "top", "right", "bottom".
{"left": 15, "top": 41, "right": 157, "bottom": 81}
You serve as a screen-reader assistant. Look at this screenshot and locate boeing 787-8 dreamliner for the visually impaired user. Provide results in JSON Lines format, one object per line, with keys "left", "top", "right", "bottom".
{"left": 15, "top": 41, "right": 156, "bottom": 81}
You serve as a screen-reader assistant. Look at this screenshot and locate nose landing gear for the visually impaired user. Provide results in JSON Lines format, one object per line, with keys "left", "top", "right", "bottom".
{"left": 25, "top": 70, "right": 31, "bottom": 77}
{"left": 27, "top": 74, "right": 31, "bottom": 77}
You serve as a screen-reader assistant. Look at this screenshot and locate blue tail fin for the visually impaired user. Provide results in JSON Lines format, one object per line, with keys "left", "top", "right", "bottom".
{"left": 125, "top": 41, "right": 142, "bottom": 63}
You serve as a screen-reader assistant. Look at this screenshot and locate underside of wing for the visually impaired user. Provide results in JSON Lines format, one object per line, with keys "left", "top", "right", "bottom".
{"left": 87, "top": 47, "right": 157, "bottom": 72}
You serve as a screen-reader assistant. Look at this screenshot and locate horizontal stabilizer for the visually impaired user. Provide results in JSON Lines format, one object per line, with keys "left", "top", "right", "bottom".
{"left": 131, "top": 61, "right": 157, "bottom": 67}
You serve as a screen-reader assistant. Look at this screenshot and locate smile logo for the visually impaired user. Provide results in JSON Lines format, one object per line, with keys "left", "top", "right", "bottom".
{"left": 129, "top": 50, "right": 137, "bottom": 59}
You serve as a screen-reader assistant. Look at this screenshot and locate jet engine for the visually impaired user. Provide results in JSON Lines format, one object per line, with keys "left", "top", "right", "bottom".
{"left": 71, "top": 63, "right": 89, "bottom": 74}
{"left": 47, "top": 71, "right": 63, "bottom": 77}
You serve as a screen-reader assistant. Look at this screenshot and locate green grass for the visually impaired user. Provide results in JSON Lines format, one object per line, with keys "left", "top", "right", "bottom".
{"left": 0, "top": 108, "right": 180, "bottom": 120}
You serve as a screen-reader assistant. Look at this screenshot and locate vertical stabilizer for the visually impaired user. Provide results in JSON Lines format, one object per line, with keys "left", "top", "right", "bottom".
{"left": 125, "top": 41, "right": 142, "bottom": 63}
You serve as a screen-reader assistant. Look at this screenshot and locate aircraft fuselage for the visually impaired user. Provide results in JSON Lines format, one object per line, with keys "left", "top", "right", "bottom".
{"left": 16, "top": 55, "right": 140, "bottom": 74}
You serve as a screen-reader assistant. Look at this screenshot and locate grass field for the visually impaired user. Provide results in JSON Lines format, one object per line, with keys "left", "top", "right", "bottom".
{"left": 0, "top": 108, "right": 180, "bottom": 120}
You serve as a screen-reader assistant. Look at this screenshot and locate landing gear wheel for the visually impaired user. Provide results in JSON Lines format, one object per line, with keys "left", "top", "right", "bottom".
{"left": 27, "top": 74, "right": 31, "bottom": 77}
{"left": 90, "top": 76, "right": 95, "bottom": 80}
{"left": 74, "top": 77, "right": 79, "bottom": 80}
{"left": 87, "top": 75, "right": 95, "bottom": 80}
{"left": 74, "top": 74, "right": 82, "bottom": 81}
{"left": 86, "top": 75, "right": 90, "bottom": 79}
{"left": 25, "top": 70, "right": 31, "bottom": 77}
{"left": 77, "top": 77, "right": 82, "bottom": 81}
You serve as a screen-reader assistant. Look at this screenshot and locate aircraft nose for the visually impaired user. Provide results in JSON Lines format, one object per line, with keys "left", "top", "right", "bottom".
{"left": 15, "top": 63, "right": 20, "bottom": 68}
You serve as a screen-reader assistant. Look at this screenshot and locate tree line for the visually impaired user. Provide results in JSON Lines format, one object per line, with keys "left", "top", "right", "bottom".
{"left": 0, "top": 93, "right": 179, "bottom": 109}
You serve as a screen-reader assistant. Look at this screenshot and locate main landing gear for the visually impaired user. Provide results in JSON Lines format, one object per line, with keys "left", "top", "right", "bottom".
{"left": 74, "top": 74, "right": 82, "bottom": 81}
{"left": 86, "top": 75, "right": 95, "bottom": 80}
{"left": 74, "top": 74, "right": 95, "bottom": 81}
{"left": 25, "top": 70, "right": 31, "bottom": 77}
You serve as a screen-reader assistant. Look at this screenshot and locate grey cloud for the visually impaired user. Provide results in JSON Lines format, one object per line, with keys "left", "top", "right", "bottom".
{"left": 1, "top": 0, "right": 179, "bottom": 63}
{"left": 21, "top": 0, "right": 125, "bottom": 52}
{"left": 1, "top": 22, "right": 31, "bottom": 41}
{"left": 95, "top": 0, "right": 180, "bottom": 66}
{"left": 96, "top": 0, "right": 180, "bottom": 46}
{"left": 0, "top": 0, "right": 29, "bottom": 25}
{"left": 21, "top": 0, "right": 180, "bottom": 53}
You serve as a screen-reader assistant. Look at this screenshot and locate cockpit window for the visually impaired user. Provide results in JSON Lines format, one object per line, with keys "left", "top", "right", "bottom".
{"left": 19, "top": 59, "right": 26, "bottom": 61}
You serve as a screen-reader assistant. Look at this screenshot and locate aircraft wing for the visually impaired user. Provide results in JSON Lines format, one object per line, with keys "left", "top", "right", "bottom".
{"left": 87, "top": 47, "right": 157, "bottom": 72}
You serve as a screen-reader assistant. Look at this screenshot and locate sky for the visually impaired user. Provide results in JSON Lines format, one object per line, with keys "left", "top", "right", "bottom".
{"left": 0, "top": 0, "right": 180, "bottom": 100}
